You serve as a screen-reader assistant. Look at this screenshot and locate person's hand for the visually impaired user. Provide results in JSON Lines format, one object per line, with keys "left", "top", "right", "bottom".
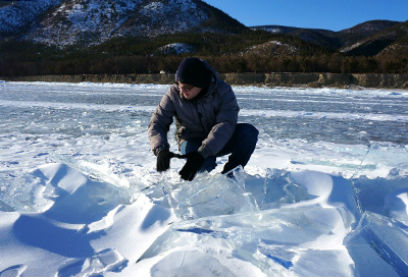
{"left": 179, "top": 151, "right": 205, "bottom": 181}
{"left": 156, "top": 150, "right": 172, "bottom": 172}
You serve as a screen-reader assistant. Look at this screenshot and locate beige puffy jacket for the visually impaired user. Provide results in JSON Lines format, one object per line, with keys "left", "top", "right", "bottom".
{"left": 148, "top": 72, "right": 239, "bottom": 158}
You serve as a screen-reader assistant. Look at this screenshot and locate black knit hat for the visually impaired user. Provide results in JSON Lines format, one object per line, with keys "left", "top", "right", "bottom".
{"left": 175, "top": 57, "right": 212, "bottom": 88}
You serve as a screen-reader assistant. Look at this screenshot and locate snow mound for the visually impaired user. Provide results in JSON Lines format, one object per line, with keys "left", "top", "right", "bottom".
{"left": 1, "top": 163, "right": 408, "bottom": 276}
{"left": 0, "top": 162, "right": 171, "bottom": 276}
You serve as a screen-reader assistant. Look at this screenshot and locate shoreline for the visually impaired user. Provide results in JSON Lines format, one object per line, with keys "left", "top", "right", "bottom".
{"left": 2, "top": 72, "right": 408, "bottom": 89}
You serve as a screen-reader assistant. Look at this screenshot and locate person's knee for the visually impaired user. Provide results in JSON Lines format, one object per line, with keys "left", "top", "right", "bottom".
{"left": 237, "top": 123, "right": 259, "bottom": 144}
{"left": 248, "top": 124, "right": 259, "bottom": 140}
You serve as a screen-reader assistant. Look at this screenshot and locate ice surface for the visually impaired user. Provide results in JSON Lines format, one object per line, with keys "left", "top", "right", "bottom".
{"left": 0, "top": 81, "right": 407, "bottom": 276}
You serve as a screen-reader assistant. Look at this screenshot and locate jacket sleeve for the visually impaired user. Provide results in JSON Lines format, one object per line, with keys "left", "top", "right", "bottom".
{"left": 148, "top": 91, "right": 175, "bottom": 155}
{"left": 198, "top": 84, "right": 239, "bottom": 158}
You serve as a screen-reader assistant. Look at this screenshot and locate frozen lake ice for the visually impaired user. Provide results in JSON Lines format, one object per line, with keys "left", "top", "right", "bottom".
{"left": 0, "top": 81, "right": 407, "bottom": 276}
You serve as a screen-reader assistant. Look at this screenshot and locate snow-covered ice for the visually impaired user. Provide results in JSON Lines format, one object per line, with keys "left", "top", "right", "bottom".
{"left": 0, "top": 81, "right": 407, "bottom": 276}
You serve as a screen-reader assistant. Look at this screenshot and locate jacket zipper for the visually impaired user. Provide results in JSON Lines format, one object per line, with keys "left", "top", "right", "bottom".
{"left": 193, "top": 101, "right": 206, "bottom": 132}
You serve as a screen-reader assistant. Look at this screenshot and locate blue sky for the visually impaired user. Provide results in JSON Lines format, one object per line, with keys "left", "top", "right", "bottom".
{"left": 202, "top": 0, "right": 408, "bottom": 31}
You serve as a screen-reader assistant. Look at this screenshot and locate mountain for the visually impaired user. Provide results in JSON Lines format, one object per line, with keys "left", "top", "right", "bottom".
{"left": 0, "top": 0, "right": 247, "bottom": 47}
{"left": 342, "top": 20, "right": 408, "bottom": 56}
{"left": 1, "top": 0, "right": 406, "bottom": 57}
{"left": 337, "top": 20, "right": 399, "bottom": 49}
{"left": 0, "top": 1, "right": 407, "bottom": 76}
{"left": 251, "top": 20, "right": 402, "bottom": 55}
{"left": 0, "top": 0, "right": 61, "bottom": 35}
{"left": 251, "top": 25, "right": 340, "bottom": 50}
{"left": 377, "top": 35, "right": 408, "bottom": 57}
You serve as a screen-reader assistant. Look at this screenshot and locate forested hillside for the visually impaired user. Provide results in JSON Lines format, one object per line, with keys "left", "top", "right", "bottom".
{"left": 0, "top": 0, "right": 407, "bottom": 77}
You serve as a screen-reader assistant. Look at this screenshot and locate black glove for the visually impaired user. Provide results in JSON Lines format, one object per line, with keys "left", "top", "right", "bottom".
{"left": 156, "top": 150, "right": 172, "bottom": 172}
{"left": 179, "top": 151, "right": 205, "bottom": 181}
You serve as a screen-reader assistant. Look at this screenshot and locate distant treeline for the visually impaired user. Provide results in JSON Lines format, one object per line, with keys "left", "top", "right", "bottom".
{"left": 1, "top": 54, "right": 407, "bottom": 77}
{"left": 0, "top": 31, "right": 407, "bottom": 77}
{"left": 7, "top": 72, "right": 408, "bottom": 89}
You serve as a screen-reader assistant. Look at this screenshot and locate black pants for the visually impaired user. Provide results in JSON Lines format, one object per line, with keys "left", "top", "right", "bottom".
{"left": 180, "top": 123, "right": 259, "bottom": 173}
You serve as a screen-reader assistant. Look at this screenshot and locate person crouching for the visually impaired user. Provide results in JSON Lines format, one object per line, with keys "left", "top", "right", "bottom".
{"left": 148, "top": 57, "right": 258, "bottom": 181}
